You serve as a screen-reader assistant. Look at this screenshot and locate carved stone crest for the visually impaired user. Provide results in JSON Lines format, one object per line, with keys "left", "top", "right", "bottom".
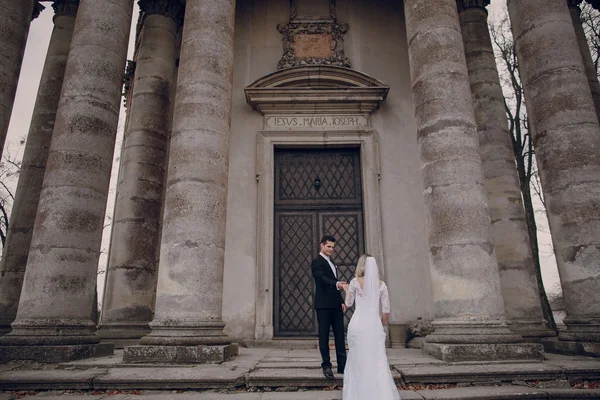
{"left": 277, "top": 0, "right": 350, "bottom": 70}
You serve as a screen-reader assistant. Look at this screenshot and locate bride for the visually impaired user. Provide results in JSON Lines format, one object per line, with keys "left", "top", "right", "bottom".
{"left": 342, "top": 254, "right": 400, "bottom": 400}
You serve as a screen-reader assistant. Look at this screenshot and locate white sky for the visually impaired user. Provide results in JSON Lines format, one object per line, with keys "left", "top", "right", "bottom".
{"left": 5, "top": 0, "right": 562, "bottom": 303}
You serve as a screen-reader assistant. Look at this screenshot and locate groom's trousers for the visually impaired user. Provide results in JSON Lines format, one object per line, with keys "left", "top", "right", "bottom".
{"left": 316, "top": 308, "right": 346, "bottom": 372}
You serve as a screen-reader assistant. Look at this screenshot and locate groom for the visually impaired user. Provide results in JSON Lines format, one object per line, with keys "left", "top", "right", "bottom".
{"left": 311, "top": 234, "right": 347, "bottom": 379}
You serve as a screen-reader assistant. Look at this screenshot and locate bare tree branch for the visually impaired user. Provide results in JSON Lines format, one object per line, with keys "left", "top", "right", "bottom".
{"left": 0, "top": 145, "right": 23, "bottom": 253}
{"left": 0, "top": 200, "right": 9, "bottom": 246}
{"left": 581, "top": 3, "right": 600, "bottom": 75}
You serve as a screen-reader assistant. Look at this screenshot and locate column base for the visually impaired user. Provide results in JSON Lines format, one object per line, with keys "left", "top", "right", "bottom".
{"left": 123, "top": 343, "right": 238, "bottom": 364}
{"left": 97, "top": 323, "right": 151, "bottom": 349}
{"left": 0, "top": 318, "right": 100, "bottom": 345}
{"left": 424, "top": 320, "right": 523, "bottom": 344}
{"left": 141, "top": 319, "right": 234, "bottom": 346}
{"left": 0, "top": 343, "right": 114, "bottom": 363}
{"left": 560, "top": 318, "right": 600, "bottom": 343}
{"left": 422, "top": 319, "right": 545, "bottom": 361}
{"left": 542, "top": 337, "right": 600, "bottom": 357}
{"left": 97, "top": 323, "right": 150, "bottom": 339}
{"left": 422, "top": 342, "right": 544, "bottom": 362}
{"left": 507, "top": 319, "right": 557, "bottom": 339}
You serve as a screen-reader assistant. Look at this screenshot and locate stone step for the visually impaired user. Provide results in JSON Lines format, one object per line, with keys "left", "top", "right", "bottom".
{"left": 2, "top": 387, "right": 600, "bottom": 399}
{"left": 242, "top": 340, "right": 318, "bottom": 350}
{"left": 245, "top": 362, "right": 600, "bottom": 388}
{"left": 2, "top": 363, "right": 599, "bottom": 392}
{"left": 246, "top": 367, "right": 403, "bottom": 388}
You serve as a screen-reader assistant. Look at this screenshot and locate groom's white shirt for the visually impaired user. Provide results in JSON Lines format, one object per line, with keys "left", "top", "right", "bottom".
{"left": 320, "top": 252, "right": 342, "bottom": 290}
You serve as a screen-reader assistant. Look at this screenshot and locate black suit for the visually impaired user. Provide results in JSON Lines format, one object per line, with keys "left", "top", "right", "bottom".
{"left": 311, "top": 254, "right": 346, "bottom": 372}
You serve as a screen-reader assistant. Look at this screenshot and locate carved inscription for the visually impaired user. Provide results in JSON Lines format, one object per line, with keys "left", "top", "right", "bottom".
{"left": 295, "top": 34, "right": 332, "bottom": 58}
{"left": 266, "top": 115, "right": 368, "bottom": 130}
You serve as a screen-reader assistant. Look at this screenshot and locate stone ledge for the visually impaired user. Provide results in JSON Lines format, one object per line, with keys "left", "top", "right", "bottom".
{"left": 248, "top": 368, "right": 342, "bottom": 388}
{"left": 0, "top": 343, "right": 114, "bottom": 363}
{"left": 422, "top": 343, "right": 545, "bottom": 362}
{"left": 247, "top": 367, "right": 402, "bottom": 388}
{"left": 92, "top": 366, "right": 246, "bottom": 390}
{"left": 99, "top": 338, "right": 141, "bottom": 349}
{"left": 542, "top": 339, "right": 600, "bottom": 358}
{"left": 243, "top": 339, "right": 318, "bottom": 350}
{"left": 123, "top": 343, "right": 238, "bottom": 364}
{"left": 2, "top": 388, "right": 600, "bottom": 399}
{"left": 416, "top": 386, "right": 600, "bottom": 399}
{"left": 396, "top": 362, "right": 566, "bottom": 384}
{"left": 0, "top": 368, "right": 107, "bottom": 390}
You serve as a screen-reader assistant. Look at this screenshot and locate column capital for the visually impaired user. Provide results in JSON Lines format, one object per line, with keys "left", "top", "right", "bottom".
{"left": 32, "top": 1, "right": 46, "bottom": 20}
{"left": 456, "top": 0, "right": 490, "bottom": 13}
{"left": 568, "top": 0, "right": 583, "bottom": 8}
{"left": 586, "top": 0, "right": 600, "bottom": 11}
{"left": 138, "top": 0, "right": 183, "bottom": 24}
{"left": 52, "top": 0, "right": 79, "bottom": 17}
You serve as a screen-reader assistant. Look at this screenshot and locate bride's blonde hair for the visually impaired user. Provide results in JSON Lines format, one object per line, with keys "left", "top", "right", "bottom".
{"left": 354, "top": 253, "right": 373, "bottom": 278}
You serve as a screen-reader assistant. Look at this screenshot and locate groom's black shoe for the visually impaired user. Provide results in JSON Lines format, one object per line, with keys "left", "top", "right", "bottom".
{"left": 337, "top": 368, "right": 344, "bottom": 374}
{"left": 322, "top": 366, "right": 334, "bottom": 379}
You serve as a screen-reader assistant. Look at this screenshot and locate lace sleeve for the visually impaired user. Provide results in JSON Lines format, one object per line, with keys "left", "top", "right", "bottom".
{"left": 380, "top": 282, "right": 390, "bottom": 314}
{"left": 345, "top": 279, "right": 358, "bottom": 308}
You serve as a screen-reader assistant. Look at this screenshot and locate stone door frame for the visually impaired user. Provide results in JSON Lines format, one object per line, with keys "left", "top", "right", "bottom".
{"left": 245, "top": 65, "right": 389, "bottom": 340}
{"left": 254, "top": 129, "right": 384, "bottom": 340}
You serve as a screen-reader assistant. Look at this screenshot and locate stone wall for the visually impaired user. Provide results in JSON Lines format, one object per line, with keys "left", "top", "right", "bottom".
{"left": 222, "top": 0, "right": 433, "bottom": 340}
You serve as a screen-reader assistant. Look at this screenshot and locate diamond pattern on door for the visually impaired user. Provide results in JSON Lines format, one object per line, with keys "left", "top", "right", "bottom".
{"left": 274, "top": 148, "right": 365, "bottom": 337}
{"left": 323, "top": 214, "right": 360, "bottom": 265}
{"left": 321, "top": 212, "right": 364, "bottom": 325}
{"left": 278, "top": 153, "right": 357, "bottom": 200}
{"left": 275, "top": 149, "right": 362, "bottom": 207}
{"left": 275, "top": 213, "right": 317, "bottom": 335}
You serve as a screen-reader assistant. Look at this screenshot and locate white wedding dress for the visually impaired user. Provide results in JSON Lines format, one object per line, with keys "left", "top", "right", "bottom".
{"left": 342, "top": 257, "right": 400, "bottom": 400}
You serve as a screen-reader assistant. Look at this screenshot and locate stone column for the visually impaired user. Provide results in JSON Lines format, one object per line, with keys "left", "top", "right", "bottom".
{"left": 0, "top": 0, "right": 36, "bottom": 158}
{"left": 0, "top": 0, "right": 134, "bottom": 363}
{"left": 508, "top": 0, "right": 600, "bottom": 355}
{"left": 404, "top": 0, "right": 543, "bottom": 362}
{"left": 568, "top": 0, "right": 600, "bottom": 122}
{"left": 0, "top": 0, "right": 79, "bottom": 336}
{"left": 123, "top": 0, "right": 238, "bottom": 364}
{"left": 98, "top": 0, "right": 181, "bottom": 343}
{"left": 457, "top": 0, "right": 555, "bottom": 339}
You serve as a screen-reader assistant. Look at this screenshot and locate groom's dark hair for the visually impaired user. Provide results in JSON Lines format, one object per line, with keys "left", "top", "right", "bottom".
{"left": 320, "top": 235, "right": 336, "bottom": 245}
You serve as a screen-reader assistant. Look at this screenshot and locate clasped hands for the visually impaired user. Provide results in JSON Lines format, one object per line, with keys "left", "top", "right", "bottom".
{"left": 338, "top": 280, "right": 349, "bottom": 312}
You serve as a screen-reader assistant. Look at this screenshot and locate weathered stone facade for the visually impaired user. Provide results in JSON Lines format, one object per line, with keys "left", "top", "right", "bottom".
{"left": 1, "top": 0, "right": 600, "bottom": 362}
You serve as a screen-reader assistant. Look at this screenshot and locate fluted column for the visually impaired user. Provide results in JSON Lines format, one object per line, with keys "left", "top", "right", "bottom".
{"left": 0, "top": 0, "right": 79, "bottom": 336}
{"left": 404, "top": 0, "right": 543, "bottom": 362}
{"left": 98, "top": 0, "right": 181, "bottom": 342}
{"left": 568, "top": 0, "right": 600, "bottom": 122}
{"left": 508, "top": 0, "right": 600, "bottom": 350}
{"left": 457, "top": 0, "right": 555, "bottom": 339}
{"left": 0, "top": 0, "right": 134, "bottom": 362}
{"left": 0, "top": 0, "right": 36, "bottom": 158}
{"left": 123, "top": 0, "right": 238, "bottom": 364}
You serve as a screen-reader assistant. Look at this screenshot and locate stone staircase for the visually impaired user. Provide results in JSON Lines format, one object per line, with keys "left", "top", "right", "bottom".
{"left": 0, "top": 347, "right": 599, "bottom": 399}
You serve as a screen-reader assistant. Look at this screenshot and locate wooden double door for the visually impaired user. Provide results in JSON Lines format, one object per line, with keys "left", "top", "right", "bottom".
{"left": 274, "top": 148, "right": 365, "bottom": 337}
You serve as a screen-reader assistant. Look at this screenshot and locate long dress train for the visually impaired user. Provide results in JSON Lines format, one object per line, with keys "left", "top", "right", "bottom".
{"left": 342, "top": 258, "right": 400, "bottom": 400}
